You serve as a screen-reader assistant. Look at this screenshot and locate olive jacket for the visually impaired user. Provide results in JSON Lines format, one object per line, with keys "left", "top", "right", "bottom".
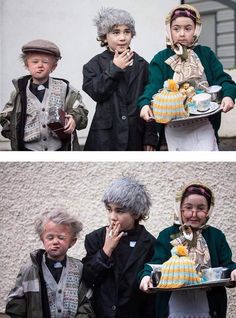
{"left": 0, "top": 75, "right": 88, "bottom": 150}
{"left": 5, "top": 249, "right": 95, "bottom": 318}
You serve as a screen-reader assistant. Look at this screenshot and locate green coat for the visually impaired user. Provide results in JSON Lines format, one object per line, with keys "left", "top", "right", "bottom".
{"left": 137, "top": 45, "right": 236, "bottom": 135}
{"left": 138, "top": 224, "right": 236, "bottom": 318}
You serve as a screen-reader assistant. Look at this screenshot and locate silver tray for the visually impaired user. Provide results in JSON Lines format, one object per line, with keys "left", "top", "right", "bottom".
{"left": 148, "top": 278, "right": 234, "bottom": 292}
{"left": 170, "top": 102, "right": 221, "bottom": 123}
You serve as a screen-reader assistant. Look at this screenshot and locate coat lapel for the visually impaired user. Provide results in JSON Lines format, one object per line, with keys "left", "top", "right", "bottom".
{"left": 120, "top": 228, "right": 151, "bottom": 275}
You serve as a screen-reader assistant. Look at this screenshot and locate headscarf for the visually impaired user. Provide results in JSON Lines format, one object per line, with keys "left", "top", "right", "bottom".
{"left": 165, "top": 4, "right": 205, "bottom": 83}
{"left": 171, "top": 182, "right": 215, "bottom": 268}
{"left": 174, "top": 182, "right": 215, "bottom": 226}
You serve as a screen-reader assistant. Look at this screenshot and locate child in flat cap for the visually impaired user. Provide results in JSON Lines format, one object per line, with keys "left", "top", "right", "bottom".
{"left": 82, "top": 177, "right": 156, "bottom": 317}
{"left": 0, "top": 39, "right": 88, "bottom": 151}
{"left": 82, "top": 7, "right": 157, "bottom": 151}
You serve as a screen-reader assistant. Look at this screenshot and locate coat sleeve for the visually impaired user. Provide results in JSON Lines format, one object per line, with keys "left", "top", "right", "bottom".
{"left": 76, "top": 280, "right": 95, "bottom": 318}
{"left": 82, "top": 231, "right": 114, "bottom": 286}
{"left": 82, "top": 57, "right": 125, "bottom": 103}
{"left": 5, "top": 266, "right": 28, "bottom": 318}
{"left": 206, "top": 49, "right": 236, "bottom": 100}
{"left": 211, "top": 229, "right": 236, "bottom": 272}
{"left": 65, "top": 87, "right": 89, "bottom": 131}
{"left": 143, "top": 120, "right": 158, "bottom": 148}
{"left": 0, "top": 91, "right": 17, "bottom": 140}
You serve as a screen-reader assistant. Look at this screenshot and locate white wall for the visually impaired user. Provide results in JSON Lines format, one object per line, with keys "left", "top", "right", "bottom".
{"left": 219, "top": 69, "right": 236, "bottom": 137}
{"left": 0, "top": 161, "right": 236, "bottom": 316}
{"left": 0, "top": 0, "right": 179, "bottom": 144}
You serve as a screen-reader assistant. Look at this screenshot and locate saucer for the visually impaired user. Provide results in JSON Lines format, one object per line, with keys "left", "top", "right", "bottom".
{"left": 189, "top": 102, "right": 220, "bottom": 115}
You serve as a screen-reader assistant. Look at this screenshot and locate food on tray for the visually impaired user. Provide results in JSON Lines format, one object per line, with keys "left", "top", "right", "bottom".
{"left": 179, "top": 81, "right": 196, "bottom": 105}
{"left": 157, "top": 245, "right": 201, "bottom": 288}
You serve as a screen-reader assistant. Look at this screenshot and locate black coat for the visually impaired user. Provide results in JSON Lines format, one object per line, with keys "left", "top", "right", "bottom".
{"left": 82, "top": 225, "right": 156, "bottom": 318}
{"left": 83, "top": 50, "right": 158, "bottom": 150}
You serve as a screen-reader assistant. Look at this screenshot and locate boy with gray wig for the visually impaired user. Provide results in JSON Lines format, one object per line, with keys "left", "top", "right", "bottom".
{"left": 94, "top": 7, "right": 136, "bottom": 46}
{"left": 6, "top": 209, "right": 95, "bottom": 318}
{"left": 82, "top": 177, "right": 155, "bottom": 317}
{"left": 83, "top": 7, "right": 158, "bottom": 151}
{"left": 102, "top": 177, "right": 151, "bottom": 220}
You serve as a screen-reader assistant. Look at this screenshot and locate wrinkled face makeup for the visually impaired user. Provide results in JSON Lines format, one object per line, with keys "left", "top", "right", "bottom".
{"left": 171, "top": 16, "right": 195, "bottom": 47}
{"left": 105, "top": 203, "right": 137, "bottom": 231}
{"left": 26, "top": 53, "right": 57, "bottom": 84}
{"left": 181, "top": 194, "right": 209, "bottom": 229}
{"left": 105, "top": 24, "right": 132, "bottom": 53}
{"left": 41, "top": 221, "right": 76, "bottom": 261}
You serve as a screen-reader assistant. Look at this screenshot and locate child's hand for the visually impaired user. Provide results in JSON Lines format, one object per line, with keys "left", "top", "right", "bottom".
{"left": 139, "top": 275, "right": 153, "bottom": 292}
{"left": 64, "top": 114, "right": 76, "bottom": 134}
{"left": 140, "top": 105, "right": 155, "bottom": 122}
{"left": 231, "top": 269, "right": 236, "bottom": 281}
{"left": 144, "top": 145, "right": 156, "bottom": 151}
{"left": 103, "top": 223, "right": 124, "bottom": 257}
{"left": 113, "top": 49, "right": 134, "bottom": 69}
{"left": 221, "top": 97, "right": 234, "bottom": 113}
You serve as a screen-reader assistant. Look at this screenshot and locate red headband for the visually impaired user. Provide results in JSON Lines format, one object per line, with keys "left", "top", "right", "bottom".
{"left": 171, "top": 9, "right": 196, "bottom": 23}
{"left": 186, "top": 186, "right": 211, "bottom": 198}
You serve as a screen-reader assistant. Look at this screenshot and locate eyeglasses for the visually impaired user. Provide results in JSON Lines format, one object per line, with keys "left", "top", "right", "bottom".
{"left": 181, "top": 204, "right": 208, "bottom": 217}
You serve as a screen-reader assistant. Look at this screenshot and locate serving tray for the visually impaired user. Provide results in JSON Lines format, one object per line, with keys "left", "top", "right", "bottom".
{"left": 171, "top": 103, "right": 221, "bottom": 123}
{"left": 148, "top": 278, "right": 234, "bottom": 292}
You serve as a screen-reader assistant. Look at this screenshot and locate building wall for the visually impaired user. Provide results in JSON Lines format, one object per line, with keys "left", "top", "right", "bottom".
{"left": 0, "top": 0, "right": 178, "bottom": 145}
{"left": 187, "top": 0, "right": 236, "bottom": 68}
{"left": 0, "top": 161, "right": 236, "bottom": 316}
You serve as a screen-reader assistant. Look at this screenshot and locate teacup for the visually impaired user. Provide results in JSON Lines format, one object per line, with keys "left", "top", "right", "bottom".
{"left": 192, "top": 93, "right": 211, "bottom": 112}
{"left": 202, "top": 267, "right": 226, "bottom": 281}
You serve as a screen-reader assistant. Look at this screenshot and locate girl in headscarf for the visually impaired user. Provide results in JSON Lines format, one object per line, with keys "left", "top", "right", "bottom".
{"left": 139, "top": 182, "right": 236, "bottom": 318}
{"left": 138, "top": 4, "right": 236, "bottom": 151}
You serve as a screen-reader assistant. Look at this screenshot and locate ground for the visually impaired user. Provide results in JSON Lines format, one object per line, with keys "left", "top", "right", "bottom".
{"left": 0, "top": 138, "right": 235, "bottom": 151}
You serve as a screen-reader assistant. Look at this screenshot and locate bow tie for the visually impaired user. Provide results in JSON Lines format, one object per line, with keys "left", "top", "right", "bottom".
{"left": 54, "top": 262, "right": 63, "bottom": 268}
{"left": 37, "top": 84, "right": 46, "bottom": 91}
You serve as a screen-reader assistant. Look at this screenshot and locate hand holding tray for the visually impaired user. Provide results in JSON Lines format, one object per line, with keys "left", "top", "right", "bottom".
{"left": 148, "top": 278, "right": 235, "bottom": 292}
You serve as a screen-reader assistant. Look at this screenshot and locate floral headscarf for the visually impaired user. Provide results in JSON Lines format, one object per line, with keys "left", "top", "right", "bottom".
{"left": 171, "top": 182, "right": 215, "bottom": 268}
{"left": 165, "top": 4, "right": 205, "bottom": 83}
{"left": 165, "top": 4, "right": 202, "bottom": 53}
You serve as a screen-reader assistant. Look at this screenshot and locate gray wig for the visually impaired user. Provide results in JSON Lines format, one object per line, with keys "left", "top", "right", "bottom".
{"left": 94, "top": 7, "right": 136, "bottom": 38}
{"left": 35, "top": 209, "right": 83, "bottom": 238}
{"left": 102, "top": 177, "right": 151, "bottom": 220}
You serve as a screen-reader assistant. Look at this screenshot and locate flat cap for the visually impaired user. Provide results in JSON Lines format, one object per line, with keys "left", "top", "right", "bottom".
{"left": 22, "top": 39, "right": 61, "bottom": 59}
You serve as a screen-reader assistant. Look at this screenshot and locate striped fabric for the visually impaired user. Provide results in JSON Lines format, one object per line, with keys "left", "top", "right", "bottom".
{"left": 151, "top": 90, "right": 189, "bottom": 124}
{"left": 158, "top": 247, "right": 201, "bottom": 288}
